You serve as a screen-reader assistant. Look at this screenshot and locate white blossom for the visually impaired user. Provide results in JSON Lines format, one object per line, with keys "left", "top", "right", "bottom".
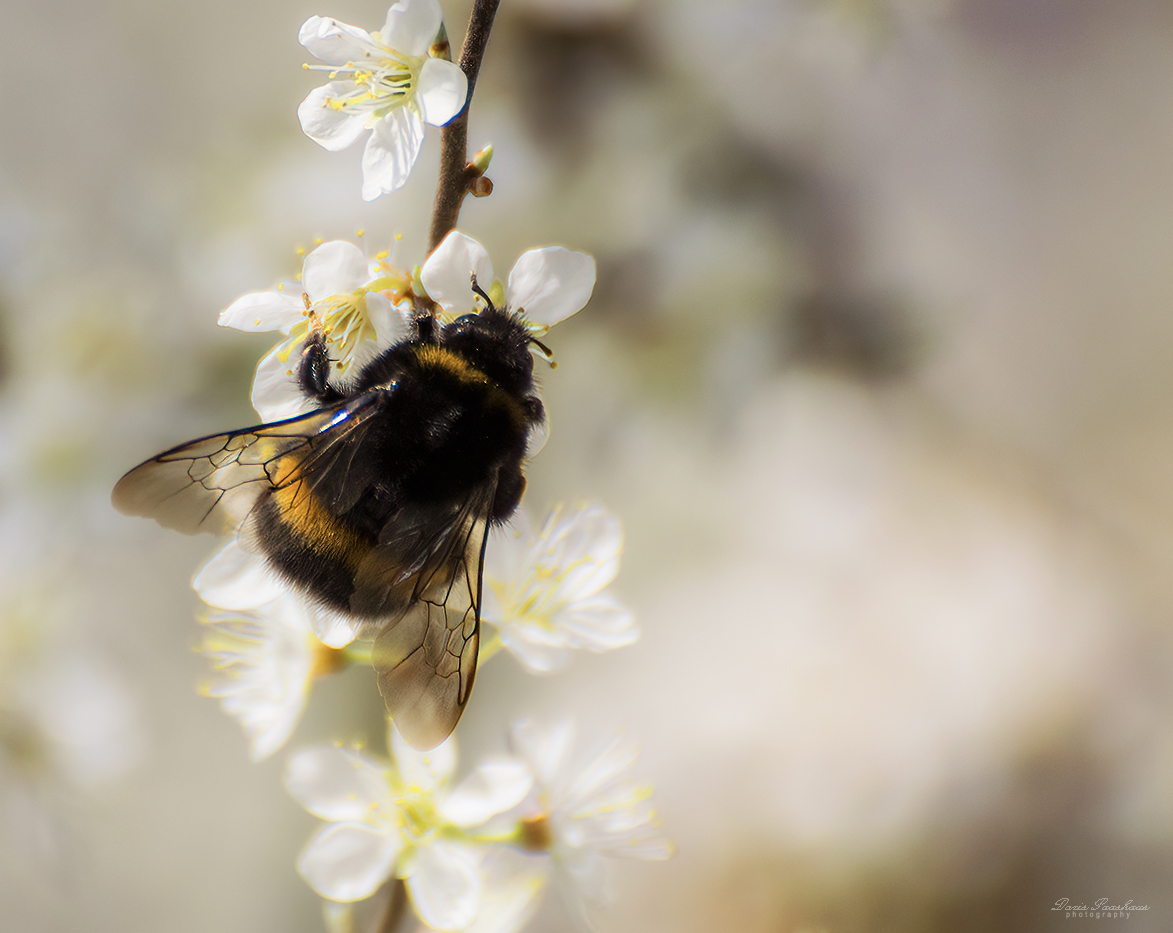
{"left": 218, "top": 239, "right": 413, "bottom": 421}
{"left": 298, "top": 0, "right": 468, "bottom": 199}
{"left": 508, "top": 719, "right": 672, "bottom": 915}
{"left": 420, "top": 231, "right": 596, "bottom": 335}
{"left": 322, "top": 850, "right": 546, "bottom": 933}
{"left": 193, "top": 541, "right": 361, "bottom": 759}
{"left": 287, "top": 725, "right": 533, "bottom": 929}
{"left": 0, "top": 553, "right": 142, "bottom": 830}
{"left": 482, "top": 504, "right": 637, "bottom": 673}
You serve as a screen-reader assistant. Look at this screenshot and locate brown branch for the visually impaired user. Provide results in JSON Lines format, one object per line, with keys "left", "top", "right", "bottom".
{"left": 427, "top": 0, "right": 501, "bottom": 251}
{"left": 376, "top": 879, "right": 409, "bottom": 933}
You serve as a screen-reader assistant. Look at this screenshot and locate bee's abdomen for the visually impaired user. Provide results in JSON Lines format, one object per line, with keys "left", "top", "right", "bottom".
{"left": 253, "top": 482, "right": 378, "bottom": 615}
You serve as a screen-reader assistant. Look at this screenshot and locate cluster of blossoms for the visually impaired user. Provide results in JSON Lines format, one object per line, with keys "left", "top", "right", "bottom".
{"left": 178, "top": 1, "right": 671, "bottom": 929}
{"left": 288, "top": 720, "right": 671, "bottom": 932}
{"left": 202, "top": 195, "right": 662, "bottom": 933}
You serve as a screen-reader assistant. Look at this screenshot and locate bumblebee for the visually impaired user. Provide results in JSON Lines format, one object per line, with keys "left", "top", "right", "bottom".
{"left": 113, "top": 296, "right": 545, "bottom": 750}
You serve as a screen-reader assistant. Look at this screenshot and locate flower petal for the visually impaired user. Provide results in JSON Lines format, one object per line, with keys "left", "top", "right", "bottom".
{"left": 302, "top": 600, "right": 362, "bottom": 648}
{"left": 542, "top": 505, "right": 622, "bottom": 598}
{"left": 441, "top": 757, "right": 533, "bottom": 827}
{"left": 218, "top": 290, "right": 304, "bottom": 334}
{"left": 556, "top": 596, "right": 638, "bottom": 651}
{"left": 193, "top": 539, "right": 287, "bottom": 609}
{"left": 361, "top": 108, "right": 425, "bottom": 200}
{"left": 510, "top": 719, "right": 575, "bottom": 791}
{"left": 390, "top": 723, "right": 455, "bottom": 792}
{"left": 500, "top": 624, "right": 571, "bottom": 674}
{"left": 299, "top": 15, "right": 385, "bottom": 65}
{"left": 420, "top": 231, "right": 494, "bottom": 314}
{"left": 304, "top": 240, "right": 372, "bottom": 301}
{"left": 465, "top": 850, "right": 549, "bottom": 933}
{"left": 416, "top": 58, "right": 467, "bottom": 126}
{"left": 404, "top": 838, "right": 481, "bottom": 930}
{"left": 298, "top": 822, "right": 402, "bottom": 903}
{"left": 364, "top": 290, "right": 412, "bottom": 347}
{"left": 285, "top": 746, "right": 392, "bottom": 822}
{"left": 506, "top": 248, "right": 596, "bottom": 328}
{"left": 381, "top": 0, "right": 442, "bottom": 58}
{"left": 483, "top": 509, "right": 536, "bottom": 596}
{"left": 558, "top": 848, "right": 612, "bottom": 908}
{"left": 251, "top": 343, "right": 314, "bottom": 423}
{"left": 298, "top": 83, "right": 371, "bottom": 152}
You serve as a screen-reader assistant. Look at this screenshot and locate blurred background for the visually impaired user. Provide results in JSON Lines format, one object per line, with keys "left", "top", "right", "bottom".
{"left": 2, "top": 0, "right": 1173, "bottom": 929}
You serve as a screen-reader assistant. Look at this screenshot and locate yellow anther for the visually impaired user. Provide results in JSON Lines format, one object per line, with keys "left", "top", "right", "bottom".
{"left": 302, "top": 63, "right": 310, "bottom": 70}
{"left": 356, "top": 229, "right": 365, "bottom": 238}
{"left": 375, "top": 250, "right": 389, "bottom": 260}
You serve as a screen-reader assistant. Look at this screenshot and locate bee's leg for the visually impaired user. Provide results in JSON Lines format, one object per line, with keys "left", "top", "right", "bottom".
{"left": 298, "top": 327, "right": 345, "bottom": 404}
{"left": 490, "top": 467, "right": 526, "bottom": 523}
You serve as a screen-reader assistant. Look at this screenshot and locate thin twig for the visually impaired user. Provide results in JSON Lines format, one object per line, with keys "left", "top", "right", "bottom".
{"left": 376, "top": 879, "right": 409, "bottom": 933}
{"left": 427, "top": 0, "right": 501, "bottom": 251}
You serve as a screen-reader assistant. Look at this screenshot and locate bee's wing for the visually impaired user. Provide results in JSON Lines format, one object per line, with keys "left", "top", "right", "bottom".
{"left": 369, "top": 484, "right": 495, "bottom": 751}
{"left": 111, "top": 393, "right": 389, "bottom": 535}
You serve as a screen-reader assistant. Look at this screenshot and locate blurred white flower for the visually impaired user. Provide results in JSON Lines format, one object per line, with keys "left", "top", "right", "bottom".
{"left": 286, "top": 725, "right": 533, "bottom": 929}
{"left": 420, "top": 231, "right": 596, "bottom": 335}
{"left": 219, "top": 239, "right": 413, "bottom": 421}
{"left": 324, "top": 851, "right": 546, "bottom": 933}
{"left": 193, "top": 541, "right": 362, "bottom": 759}
{"left": 298, "top": 0, "right": 468, "bottom": 200}
{"left": 482, "top": 504, "right": 637, "bottom": 673}
{"left": 458, "top": 849, "right": 548, "bottom": 933}
{"left": 508, "top": 719, "right": 672, "bottom": 916}
{"left": 197, "top": 596, "right": 332, "bottom": 762}
{"left": 0, "top": 574, "right": 142, "bottom": 818}
{"left": 4, "top": 654, "right": 142, "bottom": 791}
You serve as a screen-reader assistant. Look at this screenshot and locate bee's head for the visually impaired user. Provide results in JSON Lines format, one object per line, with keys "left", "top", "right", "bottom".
{"left": 442, "top": 304, "right": 537, "bottom": 395}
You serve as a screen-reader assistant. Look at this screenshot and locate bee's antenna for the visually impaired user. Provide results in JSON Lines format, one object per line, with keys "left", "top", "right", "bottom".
{"left": 470, "top": 274, "right": 497, "bottom": 312}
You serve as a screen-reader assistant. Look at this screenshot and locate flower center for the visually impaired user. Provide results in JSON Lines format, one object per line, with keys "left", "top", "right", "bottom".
{"left": 309, "top": 641, "right": 348, "bottom": 677}
{"left": 397, "top": 793, "right": 441, "bottom": 844}
{"left": 517, "top": 813, "right": 553, "bottom": 852}
{"left": 316, "top": 292, "right": 378, "bottom": 373}
{"left": 280, "top": 291, "right": 378, "bottom": 376}
{"left": 310, "top": 49, "right": 421, "bottom": 123}
{"left": 497, "top": 556, "right": 583, "bottom": 631}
